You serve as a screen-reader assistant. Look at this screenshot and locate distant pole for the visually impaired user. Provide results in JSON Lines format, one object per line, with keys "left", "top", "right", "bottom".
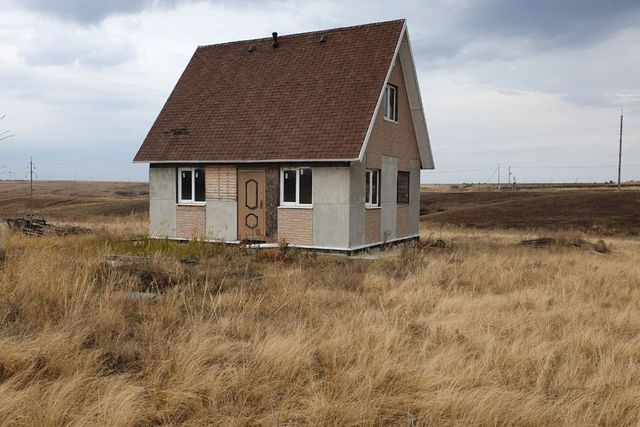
{"left": 618, "top": 110, "right": 624, "bottom": 191}
{"left": 497, "top": 164, "right": 501, "bottom": 190}
{"left": 508, "top": 166, "right": 512, "bottom": 190}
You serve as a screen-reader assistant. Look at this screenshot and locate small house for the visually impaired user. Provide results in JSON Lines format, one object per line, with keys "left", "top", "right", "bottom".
{"left": 134, "top": 19, "right": 434, "bottom": 251}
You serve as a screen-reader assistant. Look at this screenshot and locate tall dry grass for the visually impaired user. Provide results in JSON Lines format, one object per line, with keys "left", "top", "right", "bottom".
{"left": 0, "top": 219, "right": 639, "bottom": 426}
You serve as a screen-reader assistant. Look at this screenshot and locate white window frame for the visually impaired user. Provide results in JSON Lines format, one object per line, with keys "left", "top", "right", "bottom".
{"left": 383, "top": 84, "right": 398, "bottom": 123}
{"left": 365, "top": 169, "right": 380, "bottom": 208}
{"left": 280, "top": 167, "right": 313, "bottom": 207}
{"left": 178, "top": 167, "right": 206, "bottom": 205}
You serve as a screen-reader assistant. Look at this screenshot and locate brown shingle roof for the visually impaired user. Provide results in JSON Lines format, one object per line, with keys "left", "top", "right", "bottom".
{"left": 134, "top": 19, "right": 405, "bottom": 162}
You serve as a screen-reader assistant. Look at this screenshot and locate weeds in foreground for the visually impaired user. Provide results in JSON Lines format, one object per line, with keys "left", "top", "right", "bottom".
{"left": 0, "top": 222, "right": 639, "bottom": 426}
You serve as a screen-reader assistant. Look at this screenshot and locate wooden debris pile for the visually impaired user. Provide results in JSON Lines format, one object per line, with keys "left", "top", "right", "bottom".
{"left": 6, "top": 217, "right": 91, "bottom": 237}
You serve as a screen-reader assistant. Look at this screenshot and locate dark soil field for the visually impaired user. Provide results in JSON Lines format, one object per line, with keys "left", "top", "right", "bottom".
{"left": 2, "top": 181, "right": 639, "bottom": 235}
{"left": 421, "top": 186, "right": 640, "bottom": 235}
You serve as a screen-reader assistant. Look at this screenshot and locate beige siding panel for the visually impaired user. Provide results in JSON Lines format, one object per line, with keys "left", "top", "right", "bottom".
{"left": 205, "top": 165, "right": 237, "bottom": 201}
{"left": 277, "top": 208, "right": 313, "bottom": 246}
{"left": 176, "top": 205, "right": 206, "bottom": 239}
{"left": 365, "top": 209, "right": 381, "bottom": 244}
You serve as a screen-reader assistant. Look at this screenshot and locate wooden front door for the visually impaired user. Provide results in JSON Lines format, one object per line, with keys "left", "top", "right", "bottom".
{"left": 237, "top": 170, "right": 266, "bottom": 240}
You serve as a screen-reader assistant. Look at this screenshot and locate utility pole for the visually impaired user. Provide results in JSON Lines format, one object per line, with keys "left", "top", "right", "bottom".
{"left": 29, "top": 157, "right": 34, "bottom": 223}
{"left": 508, "top": 166, "right": 512, "bottom": 190}
{"left": 618, "top": 110, "right": 624, "bottom": 191}
{"left": 497, "top": 164, "right": 501, "bottom": 190}
{"left": 27, "top": 157, "right": 36, "bottom": 224}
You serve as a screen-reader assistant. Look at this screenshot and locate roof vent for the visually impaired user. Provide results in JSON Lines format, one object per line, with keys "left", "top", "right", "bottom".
{"left": 319, "top": 34, "right": 327, "bottom": 43}
{"left": 248, "top": 44, "right": 256, "bottom": 53}
{"left": 166, "top": 128, "right": 189, "bottom": 136}
{"left": 272, "top": 32, "right": 279, "bottom": 48}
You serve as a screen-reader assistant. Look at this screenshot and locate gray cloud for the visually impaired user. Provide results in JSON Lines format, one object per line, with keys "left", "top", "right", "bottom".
{"left": 15, "top": 0, "right": 176, "bottom": 23}
{"left": 463, "top": 0, "right": 640, "bottom": 45}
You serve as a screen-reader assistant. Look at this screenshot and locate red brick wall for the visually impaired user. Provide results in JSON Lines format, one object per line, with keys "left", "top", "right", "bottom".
{"left": 176, "top": 205, "right": 206, "bottom": 239}
{"left": 365, "top": 209, "right": 381, "bottom": 244}
{"left": 277, "top": 208, "right": 313, "bottom": 245}
{"left": 397, "top": 205, "right": 410, "bottom": 238}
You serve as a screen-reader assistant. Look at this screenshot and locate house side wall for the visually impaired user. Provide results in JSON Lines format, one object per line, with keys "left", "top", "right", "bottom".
{"left": 365, "top": 56, "right": 422, "bottom": 242}
{"left": 278, "top": 208, "right": 313, "bottom": 245}
{"left": 176, "top": 205, "right": 206, "bottom": 239}
{"left": 149, "top": 167, "right": 176, "bottom": 238}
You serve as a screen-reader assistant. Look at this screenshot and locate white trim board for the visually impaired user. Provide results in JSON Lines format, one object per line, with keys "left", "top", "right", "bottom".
{"left": 148, "top": 234, "right": 420, "bottom": 252}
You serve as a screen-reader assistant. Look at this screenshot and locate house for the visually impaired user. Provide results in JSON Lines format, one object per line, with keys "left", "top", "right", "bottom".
{"left": 133, "top": 19, "right": 434, "bottom": 251}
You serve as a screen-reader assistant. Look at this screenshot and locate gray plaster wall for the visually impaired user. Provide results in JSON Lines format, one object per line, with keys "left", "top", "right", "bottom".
{"left": 348, "top": 160, "right": 366, "bottom": 247}
{"left": 381, "top": 156, "right": 398, "bottom": 241}
{"left": 206, "top": 200, "right": 237, "bottom": 241}
{"left": 312, "top": 166, "right": 351, "bottom": 249}
{"left": 149, "top": 167, "right": 176, "bottom": 238}
{"left": 409, "top": 159, "right": 421, "bottom": 235}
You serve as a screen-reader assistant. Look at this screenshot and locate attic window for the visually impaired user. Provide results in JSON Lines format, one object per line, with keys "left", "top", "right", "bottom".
{"left": 167, "top": 128, "right": 189, "bottom": 136}
{"left": 383, "top": 84, "right": 398, "bottom": 122}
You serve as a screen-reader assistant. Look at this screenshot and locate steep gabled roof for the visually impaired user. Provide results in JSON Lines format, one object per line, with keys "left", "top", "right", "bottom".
{"left": 134, "top": 19, "right": 433, "bottom": 168}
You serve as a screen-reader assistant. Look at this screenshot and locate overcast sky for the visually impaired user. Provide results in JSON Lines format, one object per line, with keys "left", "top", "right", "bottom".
{"left": 1, "top": 0, "right": 639, "bottom": 183}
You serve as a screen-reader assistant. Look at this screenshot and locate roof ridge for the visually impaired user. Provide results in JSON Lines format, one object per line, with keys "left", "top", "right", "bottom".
{"left": 197, "top": 19, "right": 406, "bottom": 49}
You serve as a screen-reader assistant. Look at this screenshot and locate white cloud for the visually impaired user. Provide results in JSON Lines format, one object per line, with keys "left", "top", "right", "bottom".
{"left": 0, "top": 0, "right": 638, "bottom": 182}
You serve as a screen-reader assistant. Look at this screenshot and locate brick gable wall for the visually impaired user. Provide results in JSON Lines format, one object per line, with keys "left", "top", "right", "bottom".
{"left": 365, "top": 58, "right": 420, "bottom": 172}
{"left": 365, "top": 57, "right": 421, "bottom": 241}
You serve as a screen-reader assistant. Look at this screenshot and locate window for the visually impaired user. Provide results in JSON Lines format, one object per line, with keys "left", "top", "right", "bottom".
{"left": 281, "top": 168, "right": 313, "bottom": 206}
{"left": 383, "top": 84, "right": 398, "bottom": 122}
{"left": 178, "top": 167, "right": 206, "bottom": 204}
{"left": 365, "top": 169, "right": 380, "bottom": 207}
{"left": 397, "top": 171, "right": 410, "bottom": 204}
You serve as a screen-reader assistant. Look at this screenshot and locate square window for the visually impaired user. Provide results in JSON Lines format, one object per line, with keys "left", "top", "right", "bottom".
{"left": 178, "top": 167, "right": 206, "bottom": 204}
{"left": 281, "top": 167, "right": 313, "bottom": 206}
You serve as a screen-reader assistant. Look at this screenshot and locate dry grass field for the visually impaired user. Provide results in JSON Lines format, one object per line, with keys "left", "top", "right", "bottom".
{"left": 0, "top": 181, "right": 639, "bottom": 425}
